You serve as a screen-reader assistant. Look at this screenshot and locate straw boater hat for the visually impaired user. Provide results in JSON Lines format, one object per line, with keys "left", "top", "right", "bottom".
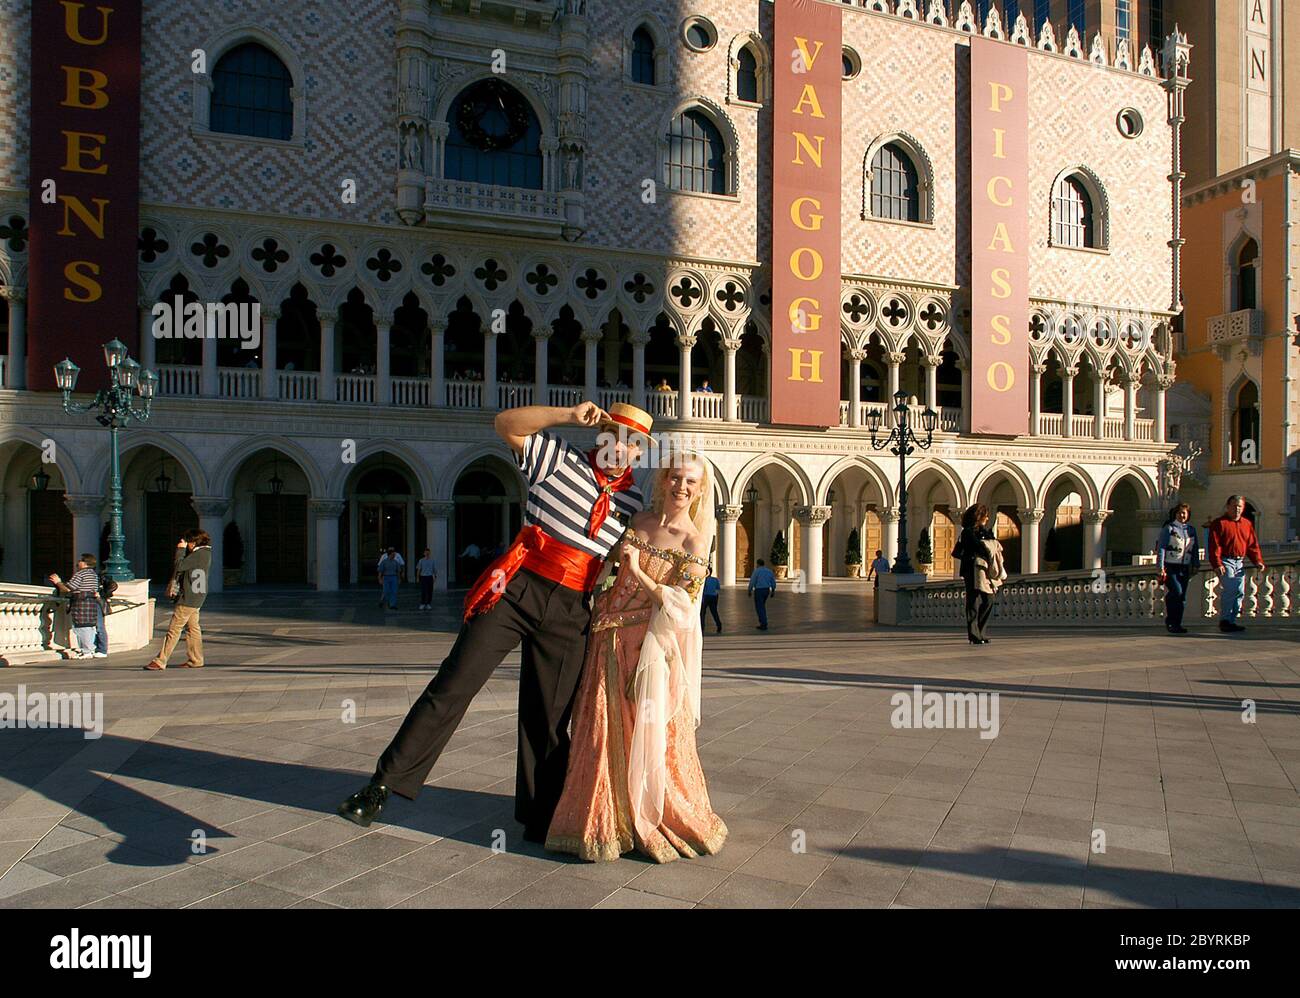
{"left": 599, "top": 402, "right": 653, "bottom": 440}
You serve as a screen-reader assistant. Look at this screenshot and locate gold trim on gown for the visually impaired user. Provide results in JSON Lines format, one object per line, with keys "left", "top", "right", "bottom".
{"left": 546, "top": 534, "right": 728, "bottom": 863}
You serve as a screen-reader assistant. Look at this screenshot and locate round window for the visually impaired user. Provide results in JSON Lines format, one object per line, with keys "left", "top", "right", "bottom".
{"left": 1117, "top": 108, "right": 1144, "bottom": 138}
{"left": 682, "top": 17, "right": 717, "bottom": 52}
{"left": 842, "top": 48, "right": 861, "bottom": 80}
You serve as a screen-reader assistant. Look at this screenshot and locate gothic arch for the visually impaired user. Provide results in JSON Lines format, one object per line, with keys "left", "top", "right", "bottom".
{"left": 862, "top": 131, "right": 935, "bottom": 223}
{"left": 94, "top": 431, "right": 212, "bottom": 497}
{"left": 815, "top": 456, "right": 892, "bottom": 507}
{"left": 0, "top": 427, "right": 83, "bottom": 493}
{"left": 212, "top": 434, "right": 328, "bottom": 500}
{"left": 1048, "top": 164, "right": 1111, "bottom": 250}
{"left": 1036, "top": 463, "right": 1101, "bottom": 510}
{"left": 439, "top": 440, "right": 528, "bottom": 502}
{"left": 730, "top": 452, "right": 813, "bottom": 508}
{"left": 326, "top": 438, "right": 435, "bottom": 501}
{"left": 192, "top": 26, "right": 306, "bottom": 142}
{"left": 657, "top": 96, "right": 741, "bottom": 197}
{"left": 1099, "top": 466, "right": 1158, "bottom": 509}
{"left": 969, "top": 461, "right": 1034, "bottom": 509}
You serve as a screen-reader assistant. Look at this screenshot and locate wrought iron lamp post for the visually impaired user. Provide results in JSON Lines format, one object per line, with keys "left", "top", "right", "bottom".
{"left": 867, "top": 390, "right": 938, "bottom": 575}
{"left": 54, "top": 339, "right": 158, "bottom": 582}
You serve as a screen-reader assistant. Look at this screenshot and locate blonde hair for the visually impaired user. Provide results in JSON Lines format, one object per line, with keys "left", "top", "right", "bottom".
{"left": 651, "top": 452, "right": 716, "bottom": 544}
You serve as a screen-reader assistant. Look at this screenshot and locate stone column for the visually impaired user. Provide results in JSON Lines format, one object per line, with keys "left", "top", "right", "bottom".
{"left": 882, "top": 507, "right": 900, "bottom": 563}
{"left": 375, "top": 318, "right": 392, "bottom": 406}
{"left": 847, "top": 348, "right": 865, "bottom": 427}
{"left": 1093, "top": 371, "right": 1107, "bottom": 439}
{"left": 885, "top": 351, "right": 905, "bottom": 401}
{"left": 1028, "top": 362, "right": 1044, "bottom": 435}
{"left": 1122, "top": 374, "right": 1138, "bottom": 441}
{"left": 430, "top": 320, "right": 445, "bottom": 407}
{"left": 1082, "top": 509, "right": 1111, "bottom": 570}
{"left": 1153, "top": 375, "right": 1172, "bottom": 444}
{"left": 1, "top": 287, "right": 26, "bottom": 389}
{"left": 631, "top": 333, "right": 648, "bottom": 408}
{"left": 201, "top": 310, "right": 219, "bottom": 397}
{"left": 481, "top": 328, "right": 497, "bottom": 410}
{"left": 583, "top": 330, "right": 600, "bottom": 402}
{"left": 63, "top": 495, "right": 104, "bottom": 573}
{"left": 677, "top": 335, "right": 695, "bottom": 419}
{"left": 138, "top": 301, "right": 155, "bottom": 375}
{"left": 923, "top": 354, "right": 940, "bottom": 411}
{"left": 716, "top": 504, "right": 742, "bottom": 587}
{"left": 1018, "top": 507, "right": 1044, "bottom": 574}
{"left": 795, "top": 505, "right": 832, "bottom": 586}
{"left": 319, "top": 309, "right": 337, "bottom": 402}
{"left": 723, "top": 338, "right": 739, "bottom": 421}
{"left": 1061, "top": 366, "right": 1077, "bottom": 437}
{"left": 260, "top": 307, "right": 279, "bottom": 399}
{"left": 310, "top": 499, "right": 344, "bottom": 591}
{"left": 422, "top": 501, "right": 454, "bottom": 591}
{"left": 190, "top": 497, "right": 230, "bottom": 593}
{"left": 533, "top": 329, "right": 549, "bottom": 406}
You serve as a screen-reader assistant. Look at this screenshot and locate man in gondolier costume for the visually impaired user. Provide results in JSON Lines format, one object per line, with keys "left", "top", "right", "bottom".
{"left": 339, "top": 400, "right": 652, "bottom": 841}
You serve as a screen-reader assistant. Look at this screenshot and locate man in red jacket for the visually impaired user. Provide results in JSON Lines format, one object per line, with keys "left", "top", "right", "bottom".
{"left": 1206, "top": 495, "right": 1266, "bottom": 633}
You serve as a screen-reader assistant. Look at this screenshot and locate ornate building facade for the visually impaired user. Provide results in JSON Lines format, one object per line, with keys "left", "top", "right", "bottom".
{"left": 0, "top": 0, "right": 1187, "bottom": 591}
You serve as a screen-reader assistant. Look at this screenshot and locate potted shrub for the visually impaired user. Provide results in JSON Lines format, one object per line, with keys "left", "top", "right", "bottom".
{"left": 223, "top": 522, "right": 244, "bottom": 588}
{"left": 916, "top": 527, "right": 933, "bottom": 577}
{"left": 845, "top": 528, "right": 862, "bottom": 578}
{"left": 770, "top": 530, "right": 789, "bottom": 580}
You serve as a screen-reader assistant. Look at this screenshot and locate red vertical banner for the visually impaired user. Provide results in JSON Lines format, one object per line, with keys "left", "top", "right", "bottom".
{"left": 969, "top": 36, "right": 1029, "bottom": 436}
{"left": 771, "top": 0, "right": 842, "bottom": 427}
{"left": 27, "top": 0, "right": 142, "bottom": 391}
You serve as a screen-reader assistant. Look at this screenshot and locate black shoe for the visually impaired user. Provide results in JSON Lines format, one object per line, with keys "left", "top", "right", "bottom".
{"left": 1170, "top": 625, "right": 1188, "bottom": 634}
{"left": 1219, "top": 621, "right": 1246, "bottom": 633}
{"left": 716, "top": 627, "right": 722, "bottom": 634}
{"left": 338, "top": 783, "right": 389, "bottom": 827}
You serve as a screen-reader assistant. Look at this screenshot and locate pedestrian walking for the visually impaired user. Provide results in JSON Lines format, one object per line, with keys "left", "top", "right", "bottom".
{"left": 377, "top": 546, "right": 404, "bottom": 609}
{"left": 416, "top": 547, "right": 437, "bottom": 609}
{"left": 953, "top": 504, "right": 1004, "bottom": 644}
{"left": 1207, "top": 495, "right": 1265, "bottom": 633}
{"left": 700, "top": 568, "right": 722, "bottom": 633}
{"left": 1157, "top": 502, "right": 1199, "bottom": 634}
{"left": 145, "top": 529, "right": 212, "bottom": 670}
{"left": 748, "top": 558, "right": 776, "bottom": 631}
{"left": 867, "top": 548, "right": 890, "bottom": 623}
{"left": 48, "top": 554, "right": 102, "bottom": 658}
{"left": 93, "top": 570, "right": 118, "bottom": 658}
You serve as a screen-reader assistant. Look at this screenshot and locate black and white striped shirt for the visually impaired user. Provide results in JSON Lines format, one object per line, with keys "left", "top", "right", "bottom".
{"left": 518, "top": 431, "right": 643, "bottom": 559}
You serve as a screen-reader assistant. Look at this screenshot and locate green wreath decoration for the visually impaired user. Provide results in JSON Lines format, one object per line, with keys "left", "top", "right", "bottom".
{"left": 455, "top": 80, "right": 531, "bottom": 152}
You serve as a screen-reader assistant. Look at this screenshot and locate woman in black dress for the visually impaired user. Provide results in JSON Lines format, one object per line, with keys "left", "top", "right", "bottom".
{"left": 953, "top": 503, "right": 999, "bottom": 644}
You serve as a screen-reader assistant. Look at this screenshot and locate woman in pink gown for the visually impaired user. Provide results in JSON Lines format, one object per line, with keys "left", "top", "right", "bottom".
{"left": 546, "top": 453, "right": 728, "bottom": 863}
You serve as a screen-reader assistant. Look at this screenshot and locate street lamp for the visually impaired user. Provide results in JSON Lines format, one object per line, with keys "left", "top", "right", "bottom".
{"left": 744, "top": 484, "right": 759, "bottom": 505}
{"left": 868, "top": 390, "right": 937, "bottom": 575}
{"left": 55, "top": 341, "right": 156, "bottom": 581}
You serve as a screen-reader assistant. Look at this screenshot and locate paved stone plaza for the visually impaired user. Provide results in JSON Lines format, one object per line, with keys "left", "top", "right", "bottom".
{"left": 0, "top": 583, "right": 1297, "bottom": 909}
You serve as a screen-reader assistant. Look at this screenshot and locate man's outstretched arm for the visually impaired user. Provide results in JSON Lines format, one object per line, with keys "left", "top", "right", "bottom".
{"left": 494, "top": 402, "right": 605, "bottom": 456}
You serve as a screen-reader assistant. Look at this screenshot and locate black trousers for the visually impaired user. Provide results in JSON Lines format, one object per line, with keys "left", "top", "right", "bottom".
{"left": 373, "top": 569, "right": 591, "bottom": 835}
{"left": 700, "top": 595, "right": 721, "bottom": 630}
{"left": 965, "top": 584, "right": 994, "bottom": 641}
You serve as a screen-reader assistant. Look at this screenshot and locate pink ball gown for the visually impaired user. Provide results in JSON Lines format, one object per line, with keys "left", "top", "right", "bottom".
{"left": 546, "top": 532, "right": 728, "bottom": 863}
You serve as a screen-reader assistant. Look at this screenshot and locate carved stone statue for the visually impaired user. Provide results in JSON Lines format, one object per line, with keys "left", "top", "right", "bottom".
{"left": 401, "top": 125, "right": 423, "bottom": 171}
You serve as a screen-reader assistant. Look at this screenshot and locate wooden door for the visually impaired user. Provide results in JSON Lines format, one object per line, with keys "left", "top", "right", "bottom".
{"left": 863, "top": 506, "right": 883, "bottom": 564}
{"left": 29, "top": 490, "right": 73, "bottom": 583}
{"left": 146, "top": 492, "right": 198, "bottom": 584}
{"left": 790, "top": 519, "right": 801, "bottom": 576}
{"left": 736, "top": 503, "right": 754, "bottom": 579}
{"left": 995, "top": 506, "right": 1022, "bottom": 574}
{"left": 256, "top": 494, "right": 308, "bottom": 583}
{"left": 931, "top": 505, "right": 957, "bottom": 578}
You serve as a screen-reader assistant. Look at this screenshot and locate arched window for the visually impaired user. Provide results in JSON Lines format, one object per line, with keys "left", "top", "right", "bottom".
{"left": 1053, "top": 174, "right": 1095, "bottom": 248}
{"left": 870, "top": 143, "right": 920, "bottom": 222}
{"left": 445, "top": 80, "right": 543, "bottom": 190}
{"left": 631, "top": 26, "right": 656, "bottom": 85}
{"left": 210, "top": 43, "right": 293, "bottom": 140}
{"left": 1231, "top": 380, "right": 1260, "bottom": 465}
{"left": 737, "top": 46, "right": 759, "bottom": 103}
{"left": 1235, "top": 238, "right": 1258, "bottom": 311}
{"left": 665, "top": 109, "right": 726, "bottom": 194}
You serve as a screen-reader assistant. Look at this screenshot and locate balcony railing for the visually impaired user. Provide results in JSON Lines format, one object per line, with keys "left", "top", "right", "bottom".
{"left": 424, "top": 177, "right": 564, "bottom": 237}
{"left": 218, "top": 366, "right": 261, "bottom": 399}
{"left": 277, "top": 371, "right": 318, "bottom": 402}
{"left": 335, "top": 373, "right": 374, "bottom": 404}
{"left": 1208, "top": 308, "right": 1263, "bottom": 346}
{"left": 392, "top": 376, "right": 429, "bottom": 407}
{"left": 158, "top": 365, "right": 202, "bottom": 397}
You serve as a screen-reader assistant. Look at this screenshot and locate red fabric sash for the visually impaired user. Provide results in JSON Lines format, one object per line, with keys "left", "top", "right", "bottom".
{"left": 463, "top": 524, "right": 603, "bottom": 622}
{"left": 585, "top": 450, "right": 634, "bottom": 540}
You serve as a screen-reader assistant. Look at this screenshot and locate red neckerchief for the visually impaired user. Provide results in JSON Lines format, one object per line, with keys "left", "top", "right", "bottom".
{"left": 585, "top": 449, "right": 634, "bottom": 539}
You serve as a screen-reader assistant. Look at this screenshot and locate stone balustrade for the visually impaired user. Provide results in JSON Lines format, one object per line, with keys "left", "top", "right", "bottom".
{"left": 882, "top": 557, "right": 1299, "bottom": 628}
{"left": 0, "top": 580, "right": 155, "bottom": 664}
